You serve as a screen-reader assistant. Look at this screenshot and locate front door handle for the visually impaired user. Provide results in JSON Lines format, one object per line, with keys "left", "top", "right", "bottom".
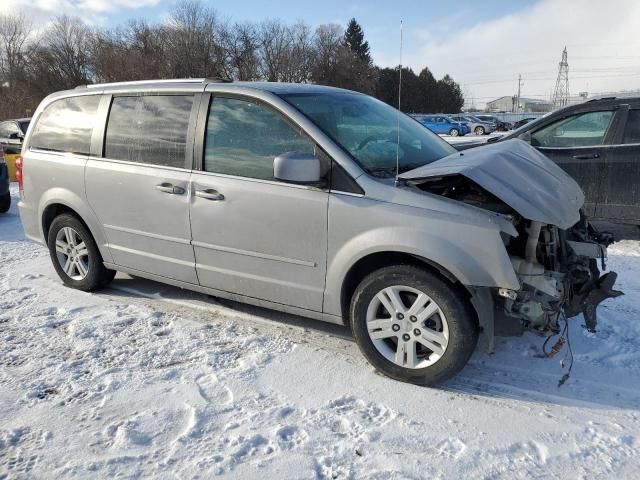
{"left": 195, "top": 189, "right": 225, "bottom": 201}
{"left": 156, "top": 183, "right": 185, "bottom": 195}
{"left": 572, "top": 153, "right": 600, "bottom": 160}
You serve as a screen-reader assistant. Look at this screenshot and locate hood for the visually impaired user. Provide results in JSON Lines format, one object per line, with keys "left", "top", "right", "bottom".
{"left": 398, "top": 139, "right": 584, "bottom": 229}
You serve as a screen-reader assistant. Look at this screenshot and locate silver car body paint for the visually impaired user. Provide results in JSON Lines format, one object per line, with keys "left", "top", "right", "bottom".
{"left": 399, "top": 139, "right": 585, "bottom": 230}
{"left": 17, "top": 80, "right": 583, "bottom": 329}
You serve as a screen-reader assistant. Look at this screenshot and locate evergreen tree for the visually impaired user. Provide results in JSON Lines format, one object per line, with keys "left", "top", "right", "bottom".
{"left": 343, "top": 18, "right": 370, "bottom": 61}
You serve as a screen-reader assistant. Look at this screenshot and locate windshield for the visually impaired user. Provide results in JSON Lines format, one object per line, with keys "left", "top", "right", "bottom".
{"left": 503, "top": 114, "right": 550, "bottom": 139}
{"left": 279, "top": 91, "right": 456, "bottom": 178}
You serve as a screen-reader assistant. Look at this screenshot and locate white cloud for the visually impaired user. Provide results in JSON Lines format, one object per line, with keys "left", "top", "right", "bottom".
{"left": 0, "top": 0, "right": 160, "bottom": 22}
{"left": 374, "top": 0, "right": 640, "bottom": 107}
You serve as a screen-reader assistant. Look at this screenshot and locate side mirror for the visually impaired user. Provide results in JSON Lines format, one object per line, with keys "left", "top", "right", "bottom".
{"left": 273, "top": 152, "right": 322, "bottom": 185}
{"left": 518, "top": 131, "right": 532, "bottom": 144}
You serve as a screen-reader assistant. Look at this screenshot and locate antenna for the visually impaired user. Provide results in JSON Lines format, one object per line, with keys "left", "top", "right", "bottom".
{"left": 395, "top": 20, "right": 403, "bottom": 185}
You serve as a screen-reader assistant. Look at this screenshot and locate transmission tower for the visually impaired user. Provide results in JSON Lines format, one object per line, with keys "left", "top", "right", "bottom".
{"left": 552, "top": 47, "right": 570, "bottom": 109}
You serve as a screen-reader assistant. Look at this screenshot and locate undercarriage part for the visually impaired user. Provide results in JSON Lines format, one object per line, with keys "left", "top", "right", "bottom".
{"left": 499, "top": 216, "right": 622, "bottom": 336}
{"left": 565, "top": 270, "right": 623, "bottom": 332}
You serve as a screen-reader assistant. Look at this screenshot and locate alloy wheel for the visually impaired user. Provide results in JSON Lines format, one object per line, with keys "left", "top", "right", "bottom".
{"left": 55, "top": 226, "right": 90, "bottom": 281}
{"left": 366, "top": 285, "right": 449, "bottom": 369}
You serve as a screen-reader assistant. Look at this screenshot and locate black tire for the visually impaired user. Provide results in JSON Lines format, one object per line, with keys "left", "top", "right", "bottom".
{"left": 47, "top": 213, "right": 116, "bottom": 291}
{"left": 0, "top": 193, "right": 9, "bottom": 213}
{"left": 474, "top": 126, "right": 485, "bottom": 135}
{"left": 449, "top": 128, "right": 459, "bottom": 137}
{"left": 350, "top": 265, "right": 478, "bottom": 386}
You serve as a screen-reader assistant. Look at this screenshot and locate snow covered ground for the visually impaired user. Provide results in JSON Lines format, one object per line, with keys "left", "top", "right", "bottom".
{"left": 1, "top": 183, "right": 639, "bottom": 479}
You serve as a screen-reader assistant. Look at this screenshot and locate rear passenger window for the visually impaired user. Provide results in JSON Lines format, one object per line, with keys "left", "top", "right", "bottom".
{"left": 105, "top": 95, "right": 193, "bottom": 168}
{"left": 204, "top": 96, "right": 314, "bottom": 180}
{"left": 531, "top": 111, "right": 614, "bottom": 147}
{"left": 622, "top": 110, "right": 640, "bottom": 144}
{"left": 29, "top": 95, "right": 100, "bottom": 155}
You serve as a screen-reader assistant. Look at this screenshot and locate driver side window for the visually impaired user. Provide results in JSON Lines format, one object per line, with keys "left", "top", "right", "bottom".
{"left": 204, "top": 97, "right": 315, "bottom": 181}
{"left": 531, "top": 111, "right": 614, "bottom": 147}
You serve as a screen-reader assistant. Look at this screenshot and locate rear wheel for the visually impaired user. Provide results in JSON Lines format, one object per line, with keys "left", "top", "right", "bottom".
{"left": 474, "top": 126, "right": 485, "bottom": 135}
{"left": 350, "top": 265, "right": 478, "bottom": 386}
{"left": 449, "top": 128, "right": 459, "bottom": 137}
{"left": 47, "top": 214, "right": 115, "bottom": 291}
{"left": 0, "top": 193, "right": 9, "bottom": 213}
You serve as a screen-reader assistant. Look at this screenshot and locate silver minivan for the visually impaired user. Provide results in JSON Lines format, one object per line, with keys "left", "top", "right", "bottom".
{"left": 17, "top": 79, "right": 621, "bottom": 385}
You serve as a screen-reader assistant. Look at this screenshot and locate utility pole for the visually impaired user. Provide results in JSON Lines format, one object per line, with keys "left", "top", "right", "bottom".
{"left": 552, "top": 47, "right": 570, "bottom": 109}
{"left": 516, "top": 74, "right": 522, "bottom": 113}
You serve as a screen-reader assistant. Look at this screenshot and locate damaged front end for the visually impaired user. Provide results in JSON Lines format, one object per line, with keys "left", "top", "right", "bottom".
{"left": 496, "top": 216, "right": 622, "bottom": 335}
{"left": 399, "top": 139, "right": 623, "bottom": 338}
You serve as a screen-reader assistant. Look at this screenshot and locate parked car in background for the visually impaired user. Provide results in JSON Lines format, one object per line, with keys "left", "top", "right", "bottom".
{"left": 471, "top": 97, "right": 640, "bottom": 225}
{"left": 411, "top": 114, "right": 470, "bottom": 136}
{"left": 0, "top": 118, "right": 30, "bottom": 181}
{"left": 0, "top": 145, "right": 9, "bottom": 212}
{"left": 475, "top": 114, "right": 512, "bottom": 131}
{"left": 449, "top": 114, "right": 496, "bottom": 135}
{"left": 17, "top": 79, "right": 620, "bottom": 386}
{"left": 511, "top": 117, "right": 537, "bottom": 129}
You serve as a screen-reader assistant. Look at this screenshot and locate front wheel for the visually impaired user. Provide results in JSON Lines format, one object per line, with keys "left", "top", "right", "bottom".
{"left": 350, "top": 265, "right": 478, "bottom": 386}
{"left": 0, "top": 193, "right": 9, "bottom": 213}
{"left": 47, "top": 214, "right": 116, "bottom": 291}
{"left": 474, "top": 126, "right": 485, "bottom": 135}
{"left": 449, "top": 128, "right": 459, "bottom": 137}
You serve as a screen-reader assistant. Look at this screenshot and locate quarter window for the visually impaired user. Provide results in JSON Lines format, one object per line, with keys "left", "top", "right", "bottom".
{"left": 29, "top": 95, "right": 100, "bottom": 155}
{"left": 531, "top": 111, "right": 614, "bottom": 148}
{"left": 622, "top": 110, "right": 640, "bottom": 144}
{"left": 204, "top": 97, "right": 314, "bottom": 180}
{"left": 105, "top": 95, "right": 194, "bottom": 168}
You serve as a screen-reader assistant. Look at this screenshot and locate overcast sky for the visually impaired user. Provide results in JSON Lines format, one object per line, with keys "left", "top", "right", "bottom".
{"left": 2, "top": 0, "right": 639, "bottom": 107}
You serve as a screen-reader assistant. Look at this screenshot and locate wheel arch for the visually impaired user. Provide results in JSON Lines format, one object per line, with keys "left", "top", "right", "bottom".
{"left": 336, "top": 250, "right": 496, "bottom": 353}
{"left": 339, "top": 251, "right": 470, "bottom": 321}
{"left": 38, "top": 190, "right": 113, "bottom": 264}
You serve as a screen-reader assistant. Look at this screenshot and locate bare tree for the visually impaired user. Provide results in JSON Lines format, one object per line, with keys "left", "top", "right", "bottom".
{"left": 28, "top": 16, "right": 93, "bottom": 94}
{"left": 92, "top": 20, "right": 167, "bottom": 82}
{"left": 219, "top": 21, "right": 261, "bottom": 80}
{"left": 259, "top": 20, "right": 293, "bottom": 82}
{"left": 165, "top": 0, "right": 224, "bottom": 78}
{"left": 0, "top": 14, "right": 36, "bottom": 117}
{"left": 284, "top": 22, "right": 314, "bottom": 83}
{"left": 310, "top": 24, "right": 343, "bottom": 86}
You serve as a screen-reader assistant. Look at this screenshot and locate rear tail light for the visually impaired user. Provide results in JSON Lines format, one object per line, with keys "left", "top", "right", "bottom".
{"left": 15, "top": 156, "right": 23, "bottom": 192}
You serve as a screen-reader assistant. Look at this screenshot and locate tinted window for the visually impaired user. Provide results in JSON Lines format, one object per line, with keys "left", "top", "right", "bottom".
{"left": 29, "top": 95, "right": 100, "bottom": 154}
{"left": 622, "top": 110, "right": 640, "bottom": 144}
{"left": 105, "top": 95, "right": 193, "bottom": 168}
{"left": 18, "top": 121, "right": 30, "bottom": 134}
{"left": 204, "top": 97, "right": 314, "bottom": 180}
{"left": 281, "top": 92, "right": 455, "bottom": 178}
{"left": 531, "top": 111, "right": 614, "bottom": 147}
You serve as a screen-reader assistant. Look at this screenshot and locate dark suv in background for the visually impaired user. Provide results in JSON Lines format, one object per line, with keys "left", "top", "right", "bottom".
{"left": 461, "top": 97, "right": 640, "bottom": 225}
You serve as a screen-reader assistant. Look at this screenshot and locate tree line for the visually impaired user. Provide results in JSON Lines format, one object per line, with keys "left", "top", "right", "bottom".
{"left": 0, "top": 1, "right": 464, "bottom": 120}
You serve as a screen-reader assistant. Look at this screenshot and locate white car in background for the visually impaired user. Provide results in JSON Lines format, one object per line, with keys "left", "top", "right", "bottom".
{"left": 449, "top": 114, "right": 497, "bottom": 135}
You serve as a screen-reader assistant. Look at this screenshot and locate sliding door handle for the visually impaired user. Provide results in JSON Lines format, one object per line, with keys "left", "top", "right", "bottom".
{"left": 572, "top": 153, "right": 600, "bottom": 160}
{"left": 195, "top": 189, "right": 225, "bottom": 201}
{"left": 156, "top": 183, "right": 185, "bottom": 195}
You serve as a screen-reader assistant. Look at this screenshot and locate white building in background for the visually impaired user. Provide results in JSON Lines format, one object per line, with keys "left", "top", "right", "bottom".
{"left": 589, "top": 89, "right": 640, "bottom": 99}
{"left": 485, "top": 96, "right": 553, "bottom": 113}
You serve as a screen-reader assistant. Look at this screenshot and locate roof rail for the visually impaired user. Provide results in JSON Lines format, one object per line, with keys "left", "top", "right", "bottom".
{"left": 75, "top": 78, "right": 209, "bottom": 89}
